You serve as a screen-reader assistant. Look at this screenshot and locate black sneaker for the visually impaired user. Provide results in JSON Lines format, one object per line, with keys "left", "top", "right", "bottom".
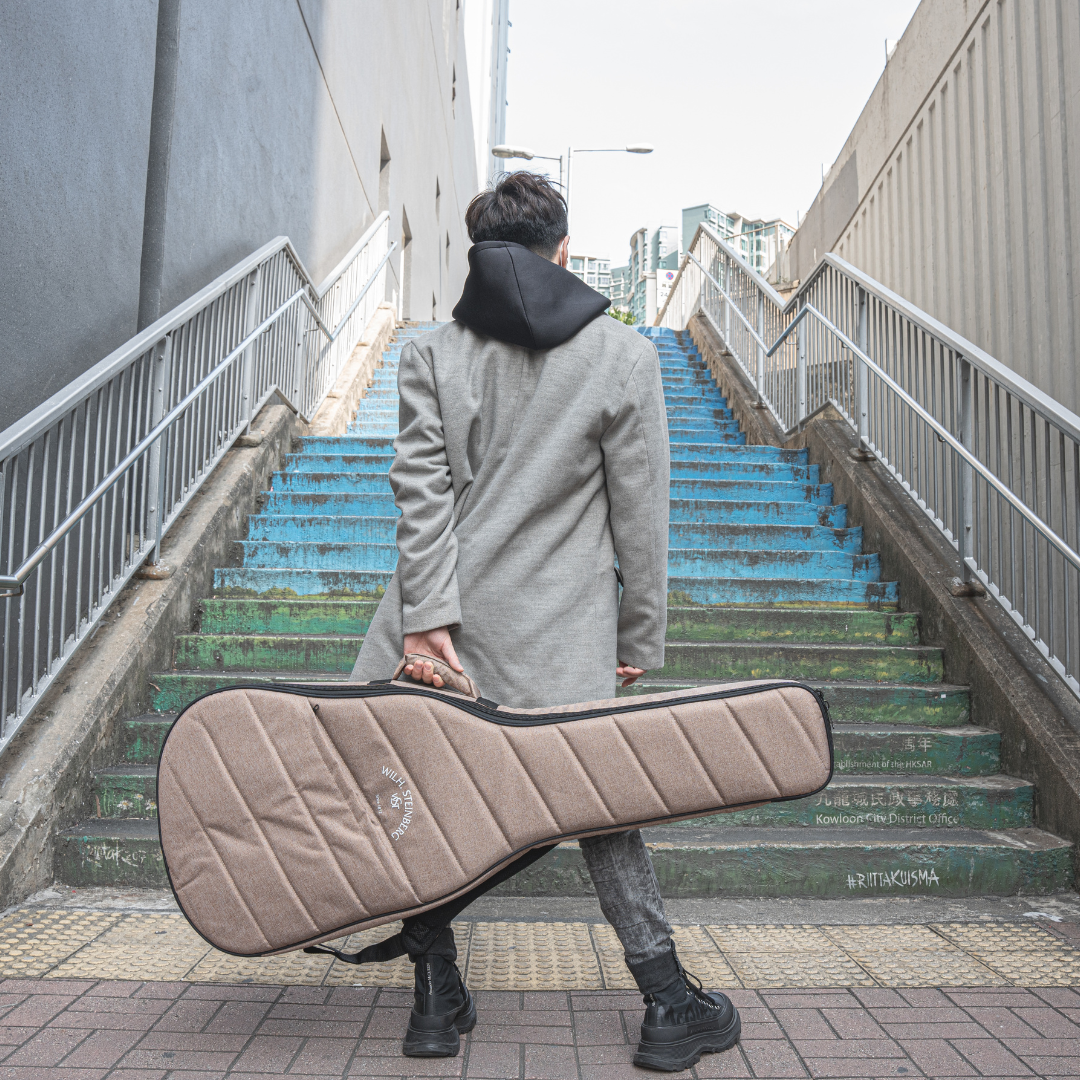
{"left": 402, "top": 953, "right": 477, "bottom": 1057}
{"left": 633, "top": 962, "right": 741, "bottom": 1072}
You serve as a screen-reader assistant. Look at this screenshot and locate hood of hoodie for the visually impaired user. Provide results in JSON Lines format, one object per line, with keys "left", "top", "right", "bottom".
{"left": 451, "top": 240, "right": 611, "bottom": 349}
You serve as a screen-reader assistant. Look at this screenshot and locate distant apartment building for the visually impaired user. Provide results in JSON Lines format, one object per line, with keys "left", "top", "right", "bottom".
{"left": 650, "top": 225, "right": 681, "bottom": 271}
{"left": 609, "top": 265, "right": 631, "bottom": 311}
{"left": 568, "top": 254, "right": 612, "bottom": 299}
{"left": 682, "top": 203, "right": 795, "bottom": 282}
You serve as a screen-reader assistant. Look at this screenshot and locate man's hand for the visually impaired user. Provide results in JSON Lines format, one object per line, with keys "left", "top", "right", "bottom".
{"left": 617, "top": 661, "right": 646, "bottom": 688}
{"left": 403, "top": 627, "right": 465, "bottom": 688}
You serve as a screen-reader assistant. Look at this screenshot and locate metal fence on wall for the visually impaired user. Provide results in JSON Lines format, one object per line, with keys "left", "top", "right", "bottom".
{"left": 0, "top": 212, "right": 394, "bottom": 749}
{"left": 661, "top": 223, "right": 1080, "bottom": 701}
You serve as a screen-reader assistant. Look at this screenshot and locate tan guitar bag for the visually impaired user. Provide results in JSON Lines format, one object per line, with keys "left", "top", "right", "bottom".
{"left": 157, "top": 660, "right": 833, "bottom": 959}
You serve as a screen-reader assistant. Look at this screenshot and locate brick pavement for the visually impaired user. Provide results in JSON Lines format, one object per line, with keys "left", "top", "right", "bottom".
{"left": 0, "top": 979, "right": 1079, "bottom": 1079}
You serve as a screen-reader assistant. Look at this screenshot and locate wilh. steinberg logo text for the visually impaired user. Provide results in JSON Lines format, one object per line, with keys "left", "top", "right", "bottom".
{"left": 381, "top": 765, "right": 414, "bottom": 840}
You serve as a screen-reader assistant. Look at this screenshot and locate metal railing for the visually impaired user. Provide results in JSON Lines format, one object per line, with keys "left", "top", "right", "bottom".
{"left": 0, "top": 212, "right": 394, "bottom": 747}
{"left": 660, "top": 223, "right": 1080, "bottom": 700}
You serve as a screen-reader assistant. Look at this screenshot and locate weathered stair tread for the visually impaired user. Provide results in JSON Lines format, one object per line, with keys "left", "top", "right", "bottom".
{"left": 664, "top": 608, "right": 918, "bottom": 644}
{"left": 486, "top": 826, "right": 1074, "bottom": 898}
{"left": 624, "top": 680, "right": 970, "bottom": 726}
{"left": 832, "top": 725, "right": 1000, "bottom": 776}
{"left": 121, "top": 714, "right": 176, "bottom": 763}
{"left": 680, "top": 773, "right": 1032, "bottom": 830}
{"left": 659, "top": 641, "right": 943, "bottom": 683}
{"left": 198, "top": 598, "right": 380, "bottom": 635}
{"left": 173, "top": 633, "right": 363, "bottom": 672}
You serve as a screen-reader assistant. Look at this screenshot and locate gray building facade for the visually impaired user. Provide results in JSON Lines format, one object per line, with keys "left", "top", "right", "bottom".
{"left": 0, "top": 0, "right": 503, "bottom": 431}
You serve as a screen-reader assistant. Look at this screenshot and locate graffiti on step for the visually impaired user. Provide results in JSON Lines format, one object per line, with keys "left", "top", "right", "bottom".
{"left": 846, "top": 867, "right": 941, "bottom": 889}
{"left": 81, "top": 842, "right": 161, "bottom": 869}
{"left": 813, "top": 787, "right": 960, "bottom": 827}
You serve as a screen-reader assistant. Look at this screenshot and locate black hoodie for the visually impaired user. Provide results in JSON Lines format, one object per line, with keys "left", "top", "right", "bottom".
{"left": 452, "top": 240, "right": 611, "bottom": 350}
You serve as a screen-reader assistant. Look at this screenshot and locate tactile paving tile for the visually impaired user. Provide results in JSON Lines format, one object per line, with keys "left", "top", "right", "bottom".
{"left": 48, "top": 912, "right": 209, "bottom": 981}
{"left": 932, "top": 922, "right": 1080, "bottom": 985}
{"left": 589, "top": 922, "right": 637, "bottom": 989}
{"left": 706, "top": 924, "right": 874, "bottom": 988}
{"left": 465, "top": 921, "right": 603, "bottom": 990}
{"left": 0, "top": 909, "right": 120, "bottom": 978}
{"left": 821, "top": 924, "right": 1006, "bottom": 986}
{"left": 320, "top": 922, "right": 456, "bottom": 988}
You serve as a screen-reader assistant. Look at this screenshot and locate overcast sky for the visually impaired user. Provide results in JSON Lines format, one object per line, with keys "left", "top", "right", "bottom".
{"left": 503, "top": 0, "right": 921, "bottom": 265}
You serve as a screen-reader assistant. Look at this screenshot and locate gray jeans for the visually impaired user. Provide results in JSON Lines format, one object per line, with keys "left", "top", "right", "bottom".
{"left": 579, "top": 830, "right": 676, "bottom": 993}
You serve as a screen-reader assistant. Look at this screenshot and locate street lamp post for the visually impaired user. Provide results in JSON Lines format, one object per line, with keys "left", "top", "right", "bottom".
{"left": 491, "top": 143, "right": 653, "bottom": 238}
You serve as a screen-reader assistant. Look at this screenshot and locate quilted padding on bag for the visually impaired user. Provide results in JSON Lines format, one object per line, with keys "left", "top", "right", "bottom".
{"left": 158, "top": 679, "right": 833, "bottom": 957}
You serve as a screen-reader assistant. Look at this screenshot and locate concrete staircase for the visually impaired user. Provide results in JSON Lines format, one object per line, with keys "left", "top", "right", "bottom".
{"left": 55, "top": 323, "right": 1074, "bottom": 898}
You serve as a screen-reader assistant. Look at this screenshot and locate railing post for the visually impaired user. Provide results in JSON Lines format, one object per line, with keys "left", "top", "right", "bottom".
{"left": 796, "top": 304, "right": 807, "bottom": 425}
{"left": 144, "top": 332, "right": 173, "bottom": 568}
{"left": 240, "top": 266, "right": 262, "bottom": 435}
{"left": 756, "top": 290, "right": 765, "bottom": 405}
{"left": 958, "top": 356, "right": 974, "bottom": 582}
{"left": 857, "top": 287, "right": 869, "bottom": 451}
{"left": 723, "top": 258, "right": 731, "bottom": 345}
{"left": 292, "top": 301, "right": 309, "bottom": 416}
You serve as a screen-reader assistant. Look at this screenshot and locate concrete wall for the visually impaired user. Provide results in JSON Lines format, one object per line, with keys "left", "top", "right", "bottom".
{"left": 783, "top": 0, "right": 1080, "bottom": 414}
{"left": 0, "top": 0, "right": 486, "bottom": 432}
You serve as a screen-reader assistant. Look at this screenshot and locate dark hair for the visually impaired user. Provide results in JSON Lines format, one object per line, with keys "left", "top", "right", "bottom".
{"left": 465, "top": 171, "right": 568, "bottom": 258}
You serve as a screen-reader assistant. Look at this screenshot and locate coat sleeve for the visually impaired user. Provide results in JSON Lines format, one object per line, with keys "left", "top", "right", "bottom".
{"left": 601, "top": 340, "right": 670, "bottom": 670}
{"left": 388, "top": 341, "right": 462, "bottom": 635}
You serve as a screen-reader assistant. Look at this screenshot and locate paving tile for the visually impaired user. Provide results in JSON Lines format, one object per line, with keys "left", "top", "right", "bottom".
{"left": 58, "top": 1028, "right": 143, "bottom": 1068}
{"left": 1031, "top": 987, "right": 1080, "bottom": 1008}
{"left": 948, "top": 1039, "right": 1033, "bottom": 1075}
{"left": 326, "top": 987, "right": 377, "bottom": 1007}
{"left": 898, "top": 1038, "right": 976, "bottom": 1076}
{"left": 865, "top": 1006, "right": 969, "bottom": 1024}
{"left": 819, "top": 1008, "right": 888, "bottom": 1040}
{"left": 469, "top": 1025, "right": 573, "bottom": 1045}
{"left": 204, "top": 1000, "right": 274, "bottom": 1034}
{"left": 0, "top": 994, "right": 80, "bottom": 1028}
{"left": 83, "top": 982, "right": 142, "bottom": 998}
{"left": 288, "top": 1036, "right": 357, "bottom": 1074}
{"left": 148, "top": 998, "right": 221, "bottom": 1032}
{"left": 347, "top": 1050, "right": 464, "bottom": 1075}
{"left": 0, "top": 1068, "right": 108, "bottom": 1079}
{"left": 105, "top": 1070, "right": 168, "bottom": 1080}
{"left": 359, "top": 1007, "right": 412, "bottom": 1040}
{"left": 740, "top": 1039, "right": 809, "bottom": 1077}
{"left": 134, "top": 1031, "right": 248, "bottom": 1052}
{"left": 1000, "top": 1037, "right": 1080, "bottom": 1054}
{"left": 879, "top": 1022, "right": 988, "bottom": 1039}
{"left": 230, "top": 1035, "right": 303, "bottom": 1073}
{"left": 565, "top": 1009, "right": 625, "bottom": 1044}
{"left": 800, "top": 1059, "right": 917, "bottom": 1078}
{"left": 181, "top": 985, "right": 282, "bottom": 1001}
{"left": 117, "top": 1047, "right": 240, "bottom": 1070}
{"left": 574, "top": 1044, "right": 633, "bottom": 1064}
{"left": 1, "top": 1027, "right": 88, "bottom": 1066}
{"left": 522, "top": 992, "right": 570, "bottom": 1013}
{"left": 772, "top": 1010, "right": 835, "bottom": 1041}
{"left": 759, "top": 993, "right": 858, "bottom": 1010}
{"left": 849, "top": 989, "right": 906, "bottom": 1008}
{"left": 0, "top": 980, "right": 93, "bottom": 995}
{"left": 960, "top": 1007, "right": 1040, "bottom": 1038}
{"left": 944, "top": 989, "right": 1042, "bottom": 1007}
{"left": 132, "top": 983, "right": 186, "bottom": 1000}
{"left": 789, "top": 1039, "right": 905, "bottom": 1059}
{"left": 463, "top": 1040, "right": 521, "bottom": 1078}
{"left": 522, "top": 1042, "right": 578, "bottom": 1079}
{"left": 1018, "top": 1057, "right": 1080, "bottom": 1076}
{"left": 578, "top": 1066, "right": 657, "bottom": 1080}
{"left": 475, "top": 991, "right": 526, "bottom": 1011}
{"left": 473, "top": 1010, "right": 571, "bottom": 1028}
{"left": 268, "top": 1003, "right": 371, "bottom": 1024}
{"left": 694, "top": 1047, "right": 754, "bottom": 1078}
{"left": 468, "top": 923, "right": 602, "bottom": 991}
{"left": 0, "top": 1029, "right": 36, "bottom": 1047}
{"left": 1010, "top": 1006, "right": 1080, "bottom": 1037}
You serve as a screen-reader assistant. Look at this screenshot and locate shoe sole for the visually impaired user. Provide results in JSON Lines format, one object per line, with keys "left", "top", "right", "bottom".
{"left": 633, "top": 1011, "right": 741, "bottom": 1072}
{"left": 402, "top": 991, "right": 477, "bottom": 1058}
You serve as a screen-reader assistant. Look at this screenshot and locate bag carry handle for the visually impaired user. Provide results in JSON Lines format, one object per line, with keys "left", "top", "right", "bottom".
{"left": 392, "top": 653, "right": 480, "bottom": 700}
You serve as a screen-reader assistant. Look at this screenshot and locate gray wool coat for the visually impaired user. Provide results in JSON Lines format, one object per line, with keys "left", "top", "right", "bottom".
{"left": 351, "top": 281, "right": 669, "bottom": 709}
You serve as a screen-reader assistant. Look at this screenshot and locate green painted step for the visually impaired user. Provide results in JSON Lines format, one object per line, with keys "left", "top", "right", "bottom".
{"left": 173, "top": 634, "right": 942, "bottom": 683}
{"left": 173, "top": 634, "right": 362, "bottom": 672}
{"left": 120, "top": 714, "right": 176, "bottom": 764}
{"left": 54, "top": 821, "right": 1072, "bottom": 895}
{"left": 624, "top": 680, "right": 971, "bottom": 726}
{"left": 833, "top": 726, "right": 999, "bottom": 776}
{"left": 659, "top": 642, "right": 943, "bottom": 683}
{"left": 93, "top": 767, "right": 157, "bottom": 819}
{"left": 665, "top": 608, "right": 919, "bottom": 645}
{"left": 86, "top": 734, "right": 1007, "bottom": 827}
{"left": 55, "top": 821, "right": 164, "bottom": 888}
{"left": 150, "top": 671, "right": 346, "bottom": 712}
{"left": 679, "top": 774, "right": 1031, "bottom": 830}
{"left": 195, "top": 602, "right": 920, "bottom": 645}
{"left": 493, "top": 827, "right": 1073, "bottom": 898}
{"left": 198, "top": 599, "right": 380, "bottom": 635}
{"left": 150, "top": 671, "right": 971, "bottom": 721}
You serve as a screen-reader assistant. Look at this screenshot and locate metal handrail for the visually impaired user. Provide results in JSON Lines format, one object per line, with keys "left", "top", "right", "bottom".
{"left": 661, "top": 221, "right": 1080, "bottom": 699}
{"left": 0, "top": 211, "right": 394, "bottom": 748}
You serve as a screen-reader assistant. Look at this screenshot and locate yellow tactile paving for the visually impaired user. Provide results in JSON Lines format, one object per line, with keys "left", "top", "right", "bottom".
{"left": 933, "top": 922, "right": 1080, "bottom": 985}
{"left": 0, "top": 909, "right": 120, "bottom": 978}
{"left": 48, "top": 911, "right": 208, "bottom": 981}
{"left": 465, "top": 921, "right": 603, "bottom": 990}
{"left": 3, "top": 911, "right": 1080, "bottom": 988}
{"left": 821, "top": 924, "right": 1007, "bottom": 986}
{"left": 705, "top": 924, "right": 874, "bottom": 988}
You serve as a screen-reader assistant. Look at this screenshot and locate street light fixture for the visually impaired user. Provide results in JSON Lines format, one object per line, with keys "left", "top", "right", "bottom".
{"left": 490, "top": 142, "right": 654, "bottom": 238}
